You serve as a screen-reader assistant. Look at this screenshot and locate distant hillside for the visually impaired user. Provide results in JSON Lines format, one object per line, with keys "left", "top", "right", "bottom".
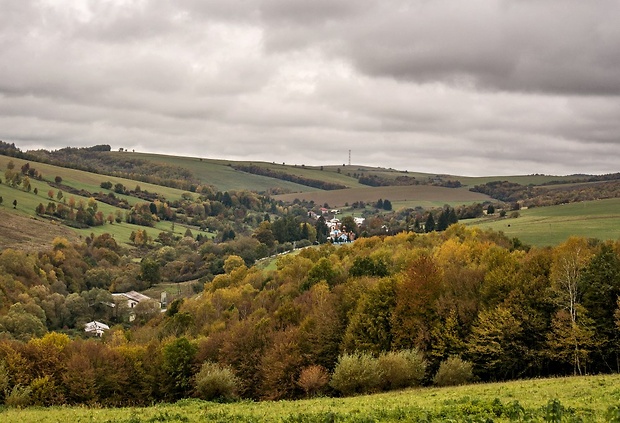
{"left": 0, "top": 208, "right": 80, "bottom": 251}
{"left": 274, "top": 184, "right": 490, "bottom": 208}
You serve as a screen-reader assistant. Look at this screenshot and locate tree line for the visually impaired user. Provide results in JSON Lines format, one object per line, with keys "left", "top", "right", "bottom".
{"left": 1, "top": 226, "right": 619, "bottom": 405}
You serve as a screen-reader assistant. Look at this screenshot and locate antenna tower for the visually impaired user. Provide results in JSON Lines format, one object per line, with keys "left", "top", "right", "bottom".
{"left": 348, "top": 149, "right": 351, "bottom": 166}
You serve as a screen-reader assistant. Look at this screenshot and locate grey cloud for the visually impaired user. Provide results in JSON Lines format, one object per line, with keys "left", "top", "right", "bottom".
{"left": 0, "top": 0, "right": 619, "bottom": 177}
{"left": 255, "top": 0, "right": 620, "bottom": 96}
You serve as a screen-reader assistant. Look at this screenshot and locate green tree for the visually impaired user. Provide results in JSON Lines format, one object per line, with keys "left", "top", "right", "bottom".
{"left": 579, "top": 243, "right": 620, "bottom": 372}
{"left": 437, "top": 209, "right": 449, "bottom": 231}
{"left": 425, "top": 213, "right": 435, "bottom": 232}
{"left": 341, "top": 215, "right": 358, "bottom": 236}
{"left": 466, "top": 305, "right": 525, "bottom": 381}
{"left": 546, "top": 307, "right": 597, "bottom": 375}
{"left": 140, "top": 257, "right": 161, "bottom": 285}
{"left": 315, "top": 216, "right": 329, "bottom": 244}
{"left": 253, "top": 221, "right": 275, "bottom": 248}
{"left": 343, "top": 278, "right": 396, "bottom": 354}
{"left": 305, "top": 257, "right": 340, "bottom": 289}
{"left": 162, "top": 337, "right": 197, "bottom": 401}
{"left": 0, "top": 303, "right": 47, "bottom": 341}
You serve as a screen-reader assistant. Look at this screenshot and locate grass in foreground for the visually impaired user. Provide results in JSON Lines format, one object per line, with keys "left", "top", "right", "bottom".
{"left": 3, "top": 374, "right": 620, "bottom": 422}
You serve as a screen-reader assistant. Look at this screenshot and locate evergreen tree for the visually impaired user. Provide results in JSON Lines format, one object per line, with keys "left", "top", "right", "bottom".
{"left": 447, "top": 207, "right": 458, "bottom": 225}
{"left": 437, "top": 210, "right": 449, "bottom": 231}
{"left": 425, "top": 213, "right": 435, "bottom": 232}
{"left": 315, "top": 216, "right": 329, "bottom": 244}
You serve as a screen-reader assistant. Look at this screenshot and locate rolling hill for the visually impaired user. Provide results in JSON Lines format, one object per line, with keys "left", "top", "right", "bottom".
{"left": 2, "top": 145, "right": 620, "bottom": 249}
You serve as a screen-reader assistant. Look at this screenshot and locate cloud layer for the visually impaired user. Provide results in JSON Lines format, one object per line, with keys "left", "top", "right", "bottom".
{"left": 1, "top": 0, "right": 619, "bottom": 176}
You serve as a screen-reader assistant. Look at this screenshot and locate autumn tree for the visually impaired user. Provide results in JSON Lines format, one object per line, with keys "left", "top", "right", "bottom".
{"left": 549, "top": 237, "right": 593, "bottom": 375}
{"left": 391, "top": 254, "right": 443, "bottom": 353}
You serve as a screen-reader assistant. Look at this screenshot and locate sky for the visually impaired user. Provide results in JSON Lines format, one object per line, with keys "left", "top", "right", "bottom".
{"left": 1, "top": 0, "right": 619, "bottom": 176}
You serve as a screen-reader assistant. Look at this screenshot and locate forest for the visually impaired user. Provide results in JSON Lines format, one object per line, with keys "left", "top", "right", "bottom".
{"left": 1, "top": 225, "right": 619, "bottom": 406}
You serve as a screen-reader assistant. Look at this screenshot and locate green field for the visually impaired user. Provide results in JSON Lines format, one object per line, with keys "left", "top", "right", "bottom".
{"left": 274, "top": 185, "right": 491, "bottom": 208}
{"left": 0, "top": 158, "right": 207, "bottom": 248}
{"left": 2, "top": 374, "right": 619, "bottom": 422}
{"left": 112, "top": 152, "right": 325, "bottom": 193}
{"left": 467, "top": 198, "right": 620, "bottom": 247}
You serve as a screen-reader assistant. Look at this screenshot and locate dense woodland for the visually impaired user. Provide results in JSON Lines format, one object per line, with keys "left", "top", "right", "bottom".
{"left": 1, "top": 226, "right": 619, "bottom": 406}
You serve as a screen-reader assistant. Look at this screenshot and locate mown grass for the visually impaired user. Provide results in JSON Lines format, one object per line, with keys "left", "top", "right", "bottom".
{"left": 113, "top": 152, "right": 320, "bottom": 193}
{"left": 2, "top": 374, "right": 620, "bottom": 422}
{"left": 274, "top": 185, "right": 491, "bottom": 208}
{"left": 467, "top": 198, "right": 620, "bottom": 247}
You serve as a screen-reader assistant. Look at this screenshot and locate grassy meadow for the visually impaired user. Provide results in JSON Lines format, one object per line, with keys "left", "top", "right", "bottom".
{"left": 2, "top": 375, "right": 620, "bottom": 422}
{"left": 467, "top": 198, "right": 620, "bottom": 247}
{"left": 111, "top": 152, "right": 323, "bottom": 193}
{"left": 274, "top": 185, "right": 491, "bottom": 208}
{"left": 0, "top": 158, "right": 209, "bottom": 249}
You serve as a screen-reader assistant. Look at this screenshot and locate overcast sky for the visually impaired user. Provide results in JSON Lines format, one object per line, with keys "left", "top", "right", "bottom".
{"left": 1, "top": 0, "right": 619, "bottom": 176}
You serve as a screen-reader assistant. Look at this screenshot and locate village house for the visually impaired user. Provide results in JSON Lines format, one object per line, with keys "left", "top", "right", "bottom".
{"left": 112, "top": 290, "right": 153, "bottom": 309}
{"left": 84, "top": 320, "right": 109, "bottom": 337}
{"left": 112, "top": 290, "right": 160, "bottom": 322}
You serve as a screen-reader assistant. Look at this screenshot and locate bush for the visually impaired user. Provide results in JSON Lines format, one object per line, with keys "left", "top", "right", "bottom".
{"left": 194, "top": 362, "right": 239, "bottom": 402}
{"left": 0, "top": 360, "right": 8, "bottom": 403}
{"left": 433, "top": 356, "right": 474, "bottom": 387}
{"left": 330, "top": 352, "right": 381, "bottom": 396}
{"left": 5, "top": 384, "right": 32, "bottom": 408}
{"left": 377, "top": 349, "right": 427, "bottom": 391}
{"left": 29, "top": 375, "right": 65, "bottom": 406}
{"left": 297, "top": 365, "right": 329, "bottom": 397}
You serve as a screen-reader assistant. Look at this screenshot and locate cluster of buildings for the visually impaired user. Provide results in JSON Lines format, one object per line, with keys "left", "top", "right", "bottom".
{"left": 308, "top": 208, "right": 365, "bottom": 243}
{"left": 84, "top": 290, "right": 166, "bottom": 336}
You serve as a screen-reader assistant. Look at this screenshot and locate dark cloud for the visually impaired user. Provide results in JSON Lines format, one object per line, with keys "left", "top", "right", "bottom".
{"left": 0, "top": 0, "right": 618, "bottom": 177}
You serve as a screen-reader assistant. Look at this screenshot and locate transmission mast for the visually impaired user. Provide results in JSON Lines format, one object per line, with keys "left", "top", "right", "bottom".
{"left": 348, "top": 149, "right": 351, "bottom": 166}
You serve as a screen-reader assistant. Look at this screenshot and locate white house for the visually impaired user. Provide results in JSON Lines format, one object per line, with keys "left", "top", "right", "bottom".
{"left": 84, "top": 321, "right": 109, "bottom": 337}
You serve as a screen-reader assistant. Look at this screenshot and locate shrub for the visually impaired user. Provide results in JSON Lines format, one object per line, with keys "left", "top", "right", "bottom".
{"left": 433, "top": 356, "right": 474, "bottom": 387}
{"left": 194, "top": 362, "right": 239, "bottom": 402}
{"left": 329, "top": 352, "right": 381, "bottom": 396}
{"left": 0, "top": 360, "right": 8, "bottom": 403}
{"left": 29, "top": 375, "right": 65, "bottom": 406}
{"left": 378, "top": 349, "right": 427, "bottom": 391}
{"left": 5, "top": 384, "right": 32, "bottom": 408}
{"left": 297, "top": 365, "right": 329, "bottom": 397}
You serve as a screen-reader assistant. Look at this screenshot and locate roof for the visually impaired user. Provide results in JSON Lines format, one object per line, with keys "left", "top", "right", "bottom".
{"left": 84, "top": 321, "right": 110, "bottom": 333}
{"left": 112, "top": 290, "right": 152, "bottom": 303}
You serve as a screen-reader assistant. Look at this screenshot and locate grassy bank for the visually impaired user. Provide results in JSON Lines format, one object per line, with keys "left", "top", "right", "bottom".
{"left": 3, "top": 374, "right": 620, "bottom": 422}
